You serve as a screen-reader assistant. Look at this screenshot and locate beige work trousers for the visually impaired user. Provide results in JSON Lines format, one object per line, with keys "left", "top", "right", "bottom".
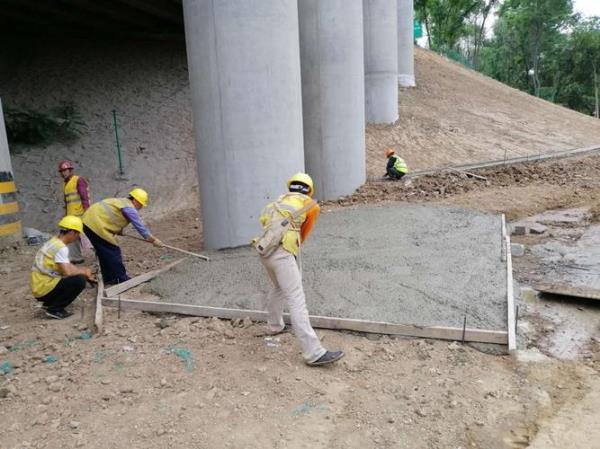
{"left": 260, "top": 246, "right": 326, "bottom": 363}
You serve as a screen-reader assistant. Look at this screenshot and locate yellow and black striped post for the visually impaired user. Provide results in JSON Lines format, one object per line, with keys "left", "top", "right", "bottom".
{"left": 0, "top": 98, "right": 21, "bottom": 247}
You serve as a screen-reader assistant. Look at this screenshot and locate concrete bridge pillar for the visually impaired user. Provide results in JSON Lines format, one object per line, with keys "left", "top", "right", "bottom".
{"left": 182, "top": 0, "right": 305, "bottom": 249}
{"left": 397, "top": 0, "right": 416, "bottom": 87}
{"left": 363, "top": 0, "right": 399, "bottom": 123}
{"left": 0, "top": 98, "right": 21, "bottom": 248}
{"left": 298, "top": 0, "right": 366, "bottom": 200}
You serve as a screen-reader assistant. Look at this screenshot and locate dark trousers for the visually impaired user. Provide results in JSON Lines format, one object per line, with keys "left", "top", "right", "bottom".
{"left": 387, "top": 167, "right": 406, "bottom": 180}
{"left": 83, "top": 225, "right": 129, "bottom": 285}
{"left": 38, "top": 275, "right": 86, "bottom": 312}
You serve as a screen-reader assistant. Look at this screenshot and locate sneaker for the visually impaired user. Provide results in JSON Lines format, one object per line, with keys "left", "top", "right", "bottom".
{"left": 307, "top": 350, "right": 345, "bottom": 366}
{"left": 45, "top": 309, "right": 73, "bottom": 320}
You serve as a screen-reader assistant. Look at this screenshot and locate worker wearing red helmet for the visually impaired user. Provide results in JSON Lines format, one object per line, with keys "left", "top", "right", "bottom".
{"left": 384, "top": 148, "right": 409, "bottom": 180}
{"left": 57, "top": 160, "right": 91, "bottom": 263}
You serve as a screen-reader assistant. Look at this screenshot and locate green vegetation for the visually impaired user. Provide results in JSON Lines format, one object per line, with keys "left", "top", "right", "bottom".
{"left": 4, "top": 102, "right": 87, "bottom": 146}
{"left": 416, "top": 0, "right": 600, "bottom": 117}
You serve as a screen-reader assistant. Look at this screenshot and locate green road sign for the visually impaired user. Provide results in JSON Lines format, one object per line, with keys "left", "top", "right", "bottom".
{"left": 414, "top": 20, "right": 423, "bottom": 39}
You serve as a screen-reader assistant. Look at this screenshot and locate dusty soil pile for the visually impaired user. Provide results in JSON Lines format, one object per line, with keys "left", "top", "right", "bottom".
{"left": 365, "top": 48, "right": 600, "bottom": 176}
{"left": 330, "top": 154, "right": 600, "bottom": 221}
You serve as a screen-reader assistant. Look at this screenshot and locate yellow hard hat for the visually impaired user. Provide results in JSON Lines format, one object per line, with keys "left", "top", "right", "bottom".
{"left": 287, "top": 172, "right": 314, "bottom": 197}
{"left": 58, "top": 215, "right": 83, "bottom": 234}
{"left": 129, "top": 188, "right": 148, "bottom": 207}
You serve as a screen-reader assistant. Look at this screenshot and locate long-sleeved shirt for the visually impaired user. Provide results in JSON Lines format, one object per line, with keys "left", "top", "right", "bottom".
{"left": 121, "top": 206, "right": 152, "bottom": 240}
{"left": 76, "top": 177, "right": 90, "bottom": 210}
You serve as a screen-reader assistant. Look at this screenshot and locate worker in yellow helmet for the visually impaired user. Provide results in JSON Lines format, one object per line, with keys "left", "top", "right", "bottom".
{"left": 256, "top": 173, "right": 344, "bottom": 366}
{"left": 31, "top": 216, "right": 96, "bottom": 320}
{"left": 82, "top": 188, "right": 162, "bottom": 285}
{"left": 58, "top": 159, "right": 91, "bottom": 264}
{"left": 384, "top": 148, "right": 409, "bottom": 180}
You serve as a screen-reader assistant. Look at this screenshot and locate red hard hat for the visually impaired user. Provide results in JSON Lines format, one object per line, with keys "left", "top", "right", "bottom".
{"left": 58, "top": 160, "right": 74, "bottom": 171}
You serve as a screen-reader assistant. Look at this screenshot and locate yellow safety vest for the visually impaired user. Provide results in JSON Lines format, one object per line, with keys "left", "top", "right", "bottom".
{"left": 31, "top": 237, "right": 66, "bottom": 298}
{"left": 392, "top": 155, "right": 408, "bottom": 174}
{"left": 259, "top": 192, "right": 310, "bottom": 256}
{"left": 82, "top": 198, "right": 133, "bottom": 245}
{"left": 63, "top": 175, "right": 88, "bottom": 217}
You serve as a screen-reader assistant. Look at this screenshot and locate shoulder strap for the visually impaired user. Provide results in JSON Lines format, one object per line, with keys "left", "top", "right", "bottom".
{"left": 290, "top": 199, "right": 317, "bottom": 220}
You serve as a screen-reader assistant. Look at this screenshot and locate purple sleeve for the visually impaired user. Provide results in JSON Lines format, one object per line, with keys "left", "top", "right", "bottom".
{"left": 121, "top": 207, "right": 152, "bottom": 240}
{"left": 76, "top": 177, "right": 90, "bottom": 210}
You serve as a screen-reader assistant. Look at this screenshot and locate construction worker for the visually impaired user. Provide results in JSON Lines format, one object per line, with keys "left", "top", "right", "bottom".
{"left": 384, "top": 148, "right": 409, "bottom": 180}
{"left": 256, "top": 173, "right": 344, "bottom": 366}
{"left": 58, "top": 160, "right": 91, "bottom": 264}
{"left": 31, "top": 216, "right": 95, "bottom": 319}
{"left": 82, "top": 188, "right": 162, "bottom": 285}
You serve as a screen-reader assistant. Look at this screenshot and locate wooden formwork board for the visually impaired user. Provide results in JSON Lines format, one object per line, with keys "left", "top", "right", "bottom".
{"left": 102, "top": 298, "right": 508, "bottom": 345}
{"left": 104, "top": 259, "right": 185, "bottom": 297}
{"left": 504, "top": 214, "right": 517, "bottom": 352}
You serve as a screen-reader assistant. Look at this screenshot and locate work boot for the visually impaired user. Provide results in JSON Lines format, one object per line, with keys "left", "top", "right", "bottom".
{"left": 45, "top": 309, "right": 73, "bottom": 320}
{"left": 307, "top": 350, "right": 345, "bottom": 366}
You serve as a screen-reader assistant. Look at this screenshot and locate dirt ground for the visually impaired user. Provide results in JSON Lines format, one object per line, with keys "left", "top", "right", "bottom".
{"left": 1, "top": 155, "right": 600, "bottom": 449}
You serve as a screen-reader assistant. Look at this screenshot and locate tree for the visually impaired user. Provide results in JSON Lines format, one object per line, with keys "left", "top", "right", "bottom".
{"left": 483, "top": 0, "right": 573, "bottom": 97}
{"left": 555, "top": 18, "right": 600, "bottom": 117}
{"left": 415, "top": 0, "right": 482, "bottom": 51}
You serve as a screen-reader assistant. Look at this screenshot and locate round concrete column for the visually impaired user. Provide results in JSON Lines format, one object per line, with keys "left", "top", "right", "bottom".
{"left": 182, "top": 0, "right": 305, "bottom": 249}
{"left": 0, "top": 98, "right": 21, "bottom": 248}
{"left": 397, "top": 0, "right": 416, "bottom": 87}
{"left": 298, "top": 0, "right": 366, "bottom": 200}
{"left": 364, "top": 0, "right": 399, "bottom": 124}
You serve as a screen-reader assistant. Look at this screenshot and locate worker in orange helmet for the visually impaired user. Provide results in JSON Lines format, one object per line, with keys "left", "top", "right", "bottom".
{"left": 57, "top": 159, "right": 91, "bottom": 263}
{"left": 255, "top": 173, "right": 345, "bottom": 366}
{"left": 384, "top": 148, "right": 409, "bottom": 180}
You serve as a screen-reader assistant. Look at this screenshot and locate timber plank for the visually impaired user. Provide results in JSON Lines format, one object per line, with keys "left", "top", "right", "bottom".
{"left": 102, "top": 298, "right": 508, "bottom": 345}
{"left": 104, "top": 259, "right": 185, "bottom": 297}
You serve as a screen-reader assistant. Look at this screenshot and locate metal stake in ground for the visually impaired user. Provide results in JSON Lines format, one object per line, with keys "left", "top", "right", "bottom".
{"left": 112, "top": 109, "right": 124, "bottom": 177}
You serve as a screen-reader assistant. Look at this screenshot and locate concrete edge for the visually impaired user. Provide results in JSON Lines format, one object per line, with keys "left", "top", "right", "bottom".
{"left": 102, "top": 298, "right": 509, "bottom": 345}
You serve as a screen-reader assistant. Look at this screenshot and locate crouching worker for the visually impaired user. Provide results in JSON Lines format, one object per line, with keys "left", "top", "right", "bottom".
{"left": 384, "top": 148, "right": 409, "bottom": 180}
{"left": 31, "top": 216, "right": 96, "bottom": 320}
{"left": 255, "top": 172, "right": 344, "bottom": 366}
{"left": 82, "top": 188, "right": 162, "bottom": 285}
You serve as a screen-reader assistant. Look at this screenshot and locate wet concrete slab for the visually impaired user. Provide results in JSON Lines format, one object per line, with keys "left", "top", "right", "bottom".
{"left": 147, "top": 204, "right": 508, "bottom": 331}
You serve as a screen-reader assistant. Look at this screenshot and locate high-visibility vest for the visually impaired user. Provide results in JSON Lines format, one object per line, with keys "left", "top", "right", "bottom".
{"left": 393, "top": 155, "right": 408, "bottom": 174}
{"left": 259, "top": 192, "right": 311, "bottom": 256}
{"left": 31, "top": 237, "right": 65, "bottom": 298}
{"left": 63, "top": 175, "right": 88, "bottom": 216}
{"left": 82, "top": 198, "right": 133, "bottom": 245}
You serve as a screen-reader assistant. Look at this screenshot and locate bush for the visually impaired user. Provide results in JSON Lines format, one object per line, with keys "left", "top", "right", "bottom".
{"left": 4, "top": 102, "right": 87, "bottom": 146}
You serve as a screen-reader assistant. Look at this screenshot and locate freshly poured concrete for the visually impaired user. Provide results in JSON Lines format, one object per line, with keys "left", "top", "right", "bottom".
{"left": 149, "top": 204, "right": 507, "bottom": 331}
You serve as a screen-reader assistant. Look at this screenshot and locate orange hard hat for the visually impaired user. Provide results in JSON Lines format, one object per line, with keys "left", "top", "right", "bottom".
{"left": 58, "top": 160, "right": 74, "bottom": 171}
{"left": 384, "top": 148, "right": 395, "bottom": 158}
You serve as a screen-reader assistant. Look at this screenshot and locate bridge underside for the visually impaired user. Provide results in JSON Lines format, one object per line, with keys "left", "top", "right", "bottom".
{"left": 0, "top": 0, "right": 184, "bottom": 39}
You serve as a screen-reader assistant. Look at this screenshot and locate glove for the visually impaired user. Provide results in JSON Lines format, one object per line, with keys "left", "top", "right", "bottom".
{"left": 152, "top": 238, "right": 164, "bottom": 247}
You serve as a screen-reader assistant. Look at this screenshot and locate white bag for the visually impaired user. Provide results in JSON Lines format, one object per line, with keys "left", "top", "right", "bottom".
{"left": 253, "top": 199, "right": 316, "bottom": 257}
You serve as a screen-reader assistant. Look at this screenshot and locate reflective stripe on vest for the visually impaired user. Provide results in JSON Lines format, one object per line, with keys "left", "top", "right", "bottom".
{"left": 100, "top": 199, "right": 127, "bottom": 228}
{"left": 82, "top": 198, "right": 132, "bottom": 245}
{"left": 32, "top": 237, "right": 64, "bottom": 277}
{"left": 63, "top": 175, "right": 87, "bottom": 216}
{"left": 393, "top": 156, "right": 408, "bottom": 174}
